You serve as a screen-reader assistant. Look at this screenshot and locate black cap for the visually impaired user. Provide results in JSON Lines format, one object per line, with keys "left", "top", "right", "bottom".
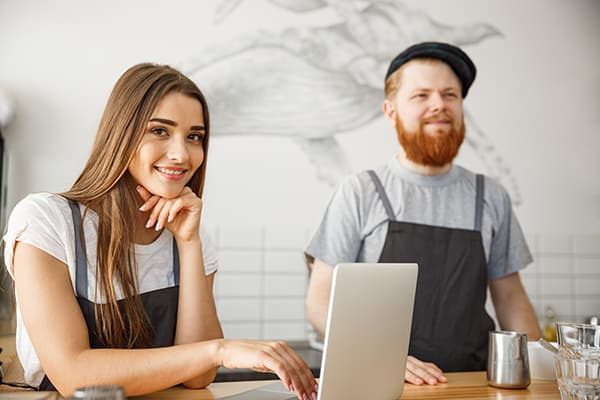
{"left": 385, "top": 42, "right": 477, "bottom": 98}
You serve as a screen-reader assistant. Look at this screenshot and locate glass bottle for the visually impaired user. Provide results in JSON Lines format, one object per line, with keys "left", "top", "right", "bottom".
{"left": 542, "top": 306, "right": 557, "bottom": 342}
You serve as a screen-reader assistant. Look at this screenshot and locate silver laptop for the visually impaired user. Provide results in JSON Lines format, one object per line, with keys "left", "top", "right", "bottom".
{"left": 222, "top": 263, "right": 418, "bottom": 400}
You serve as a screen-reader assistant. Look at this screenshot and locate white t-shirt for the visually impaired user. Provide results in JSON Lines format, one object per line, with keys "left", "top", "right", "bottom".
{"left": 2, "top": 192, "right": 219, "bottom": 386}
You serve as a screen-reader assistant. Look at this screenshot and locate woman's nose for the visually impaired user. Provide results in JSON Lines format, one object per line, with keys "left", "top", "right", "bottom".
{"left": 166, "top": 137, "right": 189, "bottom": 163}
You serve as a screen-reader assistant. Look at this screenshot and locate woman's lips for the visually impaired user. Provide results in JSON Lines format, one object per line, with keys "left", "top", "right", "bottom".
{"left": 154, "top": 166, "right": 188, "bottom": 181}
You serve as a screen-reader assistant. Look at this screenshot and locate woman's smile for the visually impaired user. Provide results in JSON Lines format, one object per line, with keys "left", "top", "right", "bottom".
{"left": 154, "top": 166, "right": 189, "bottom": 181}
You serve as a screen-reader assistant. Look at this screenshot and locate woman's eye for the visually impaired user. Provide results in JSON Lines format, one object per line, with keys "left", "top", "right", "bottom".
{"left": 150, "top": 127, "right": 168, "bottom": 136}
{"left": 188, "top": 133, "right": 204, "bottom": 143}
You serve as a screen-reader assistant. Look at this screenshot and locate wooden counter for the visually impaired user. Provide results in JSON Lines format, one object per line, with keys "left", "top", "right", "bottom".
{"left": 139, "top": 371, "right": 560, "bottom": 399}
{"left": 0, "top": 337, "right": 560, "bottom": 399}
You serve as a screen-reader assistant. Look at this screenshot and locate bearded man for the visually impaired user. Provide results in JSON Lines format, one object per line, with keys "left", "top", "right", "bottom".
{"left": 304, "top": 42, "right": 541, "bottom": 385}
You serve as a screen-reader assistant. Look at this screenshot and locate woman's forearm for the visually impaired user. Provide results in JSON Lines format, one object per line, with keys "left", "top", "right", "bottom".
{"left": 53, "top": 340, "right": 221, "bottom": 396}
{"left": 174, "top": 238, "right": 223, "bottom": 344}
{"left": 173, "top": 238, "right": 224, "bottom": 387}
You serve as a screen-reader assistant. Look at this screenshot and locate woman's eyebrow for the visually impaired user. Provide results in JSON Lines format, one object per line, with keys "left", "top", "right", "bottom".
{"left": 149, "top": 118, "right": 205, "bottom": 131}
{"left": 149, "top": 117, "right": 176, "bottom": 126}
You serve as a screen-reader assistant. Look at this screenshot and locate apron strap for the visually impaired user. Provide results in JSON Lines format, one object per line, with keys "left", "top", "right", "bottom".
{"left": 67, "top": 199, "right": 88, "bottom": 299}
{"left": 172, "top": 238, "right": 180, "bottom": 285}
{"left": 69, "top": 199, "right": 182, "bottom": 294}
{"left": 367, "top": 170, "right": 396, "bottom": 221}
{"left": 474, "top": 174, "right": 484, "bottom": 232}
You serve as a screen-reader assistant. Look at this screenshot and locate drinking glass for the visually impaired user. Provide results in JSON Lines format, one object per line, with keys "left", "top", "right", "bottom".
{"left": 555, "top": 322, "right": 600, "bottom": 400}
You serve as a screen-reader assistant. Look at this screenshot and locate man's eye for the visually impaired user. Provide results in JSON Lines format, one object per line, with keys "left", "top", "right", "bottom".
{"left": 412, "top": 94, "right": 427, "bottom": 100}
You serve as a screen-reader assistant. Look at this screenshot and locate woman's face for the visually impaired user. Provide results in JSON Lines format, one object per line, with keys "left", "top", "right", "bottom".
{"left": 128, "top": 92, "right": 205, "bottom": 199}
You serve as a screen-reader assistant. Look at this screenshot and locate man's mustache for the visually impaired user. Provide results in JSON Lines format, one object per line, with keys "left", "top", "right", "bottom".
{"left": 422, "top": 113, "right": 452, "bottom": 124}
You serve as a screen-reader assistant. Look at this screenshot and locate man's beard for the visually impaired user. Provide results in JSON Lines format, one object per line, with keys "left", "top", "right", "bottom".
{"left": 396, "top": 114, "right": 466, "bottom": 167}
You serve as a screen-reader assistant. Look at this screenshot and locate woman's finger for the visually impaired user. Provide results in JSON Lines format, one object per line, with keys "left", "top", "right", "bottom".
{"left": 167, "top": 198, "right": 185, "bottom": 223}
{"left": 139, "top": 195, "right": 161, "bottom": 213}
{"left": 155, "top": 200, "right": 174, "bottom": 231}
{"left": 270, "top": 342, "right": 316, "bottom": 397}
{"left": 136, "top": 185, "right": 152, "bottom": 202}
{"left": 146, "top": 198, "right": 167, "bottom": 228}
{"left": 269, "top": 343, "right": 316, "bottom": 400}
{"left": 261, "top": 351, "right": 306, "bottom": 400}
{"left": 244, "top": 343, "right": 303, "bottom": 400}
{"left": 137, "top": 185, "right": 160, "bottom": 212}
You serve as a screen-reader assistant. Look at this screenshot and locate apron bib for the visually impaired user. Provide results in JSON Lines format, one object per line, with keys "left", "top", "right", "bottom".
{"left": 368, "top": 171, "right": 495, "bottom": 371}
{"left": 39, "top": 200, "right": 180, "bottom": 390}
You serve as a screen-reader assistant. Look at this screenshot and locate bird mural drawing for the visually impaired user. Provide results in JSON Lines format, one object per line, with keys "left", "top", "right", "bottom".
{"left": 182, "top": 0, "right": 522, "bottom": 205}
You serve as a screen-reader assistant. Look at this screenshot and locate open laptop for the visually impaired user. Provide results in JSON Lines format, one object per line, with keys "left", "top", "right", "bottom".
{"left": 222, "top": 263, "right": 418, "bottom": 400}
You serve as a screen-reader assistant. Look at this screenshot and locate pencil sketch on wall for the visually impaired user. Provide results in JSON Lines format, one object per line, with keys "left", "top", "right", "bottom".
{"left": 183, "top": 0, "right": 522, "bottom": 205}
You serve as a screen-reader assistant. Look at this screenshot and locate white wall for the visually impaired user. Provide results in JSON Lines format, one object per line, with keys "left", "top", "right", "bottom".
{"left": 1, "top": 0, "right": 599, "bottom": 338}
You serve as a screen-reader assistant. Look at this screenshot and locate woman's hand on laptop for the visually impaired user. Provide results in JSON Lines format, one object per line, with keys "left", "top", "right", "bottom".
{"left": 405, "top": 355, "right": 448, "bottom": 385}
{"left": 217, "top": 339, "right": 318, "bottom": 400}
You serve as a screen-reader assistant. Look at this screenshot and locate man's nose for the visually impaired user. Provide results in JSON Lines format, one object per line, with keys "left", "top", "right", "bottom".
{"left": 428, "top": 92, "right": 446, "bottom": 112}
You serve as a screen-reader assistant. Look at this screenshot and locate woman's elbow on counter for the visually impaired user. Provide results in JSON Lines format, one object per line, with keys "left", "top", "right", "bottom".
{"left": 182, "top": 367, "right": 218, "bottom": 389}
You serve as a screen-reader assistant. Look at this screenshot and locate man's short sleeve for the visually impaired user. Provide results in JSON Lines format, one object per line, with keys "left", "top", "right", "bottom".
{"left": 487, "top": 188, "right": 533, "bottom": 280}
{"left": 200, "top": 225, "right": 218, "bottom": 275}
{"left": 305, "top": 175, "right": 364, "bottom": 267}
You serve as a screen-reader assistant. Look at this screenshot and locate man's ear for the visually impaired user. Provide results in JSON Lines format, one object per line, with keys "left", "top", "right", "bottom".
{"left": 382, "top": 99, "right": 397, "bottom": 127}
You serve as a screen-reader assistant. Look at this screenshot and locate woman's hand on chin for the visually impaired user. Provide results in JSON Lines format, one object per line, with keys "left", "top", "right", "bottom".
{"left": 136, "top": 185, "right": 202, "bottom": 243}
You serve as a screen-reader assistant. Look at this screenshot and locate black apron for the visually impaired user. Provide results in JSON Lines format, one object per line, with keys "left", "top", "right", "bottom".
{"left": 39, "top": 200, "right": 180, "bottom": 390}
{"left": 367, "top": 171, "right": 495, "bottom": 372}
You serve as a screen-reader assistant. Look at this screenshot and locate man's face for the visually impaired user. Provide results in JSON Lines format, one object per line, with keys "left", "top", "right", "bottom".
{"left": 385, "top": 60, "right": 466, "bottom": 167}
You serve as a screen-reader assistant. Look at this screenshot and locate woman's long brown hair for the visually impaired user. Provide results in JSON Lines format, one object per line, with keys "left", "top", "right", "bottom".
{"left": 61, "top": 63, "right": 210, "bottom": 348}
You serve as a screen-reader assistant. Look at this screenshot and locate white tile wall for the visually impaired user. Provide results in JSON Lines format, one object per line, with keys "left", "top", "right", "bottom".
{"left": 218, "top": 250, "right": 263, "bottom": 273}
{"left": 574, "top": 258, "right": 600, "bottom": 274}
{"left": 212, "top": 228, "right": 600, "bottom": 340}
{"left": 539, "top": 234, "right": 573, "bottom": 254}
{"left": 221, "top": 322, "right": 262, "bottom": 339}
{"left": 219, "top": 226, "right": 265, "bottom": 248}
{"left": 264, "top": 228, "right": 310, "bottom": 249}
{"left": 216, "top": 275, "right": 262, "bottom": 297}
{"left": 264, "top": 275, "right": 307, "bottom": 297}
{"left": 263, "top": 298, "right": 305, "bottom": 321}
{"left": 217, "top": 298, "right": 261, "bottom": 322}
{"left": 263, "top": 322, "right": 308, "bottom": 340}
{"left": 264, "top": 251, "right": 306, "bottom": 274}
{"left": 537, "top": 255, "right": 572, "bottom": 275}
{"left": 573, "top": 235, "right": 600, "bottom": 255}
{"left": 527, "top": 233, "right": 600, "bottom": 324}
{"left": 574, "top": 278, "right": 600, "bottom": 295}
{"left": 540, "top": 277, "right": 573, "bottom": 296}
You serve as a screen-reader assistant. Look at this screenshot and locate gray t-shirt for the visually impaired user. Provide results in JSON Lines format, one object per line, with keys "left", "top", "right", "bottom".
{"left": 305, "top": 158, "right": 532, "bottom": 279}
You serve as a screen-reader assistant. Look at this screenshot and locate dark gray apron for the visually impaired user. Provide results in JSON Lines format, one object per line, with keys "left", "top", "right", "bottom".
{"left": 39, "top": 200, "right": 180, "bottom": 390}
{"left": 367, "top": 171, "right": 495, "bottom": 372}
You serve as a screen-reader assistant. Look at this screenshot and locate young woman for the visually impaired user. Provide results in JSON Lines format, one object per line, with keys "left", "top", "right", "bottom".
{"left": 3, "top": 63, "right": 317, "bottom": 399}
